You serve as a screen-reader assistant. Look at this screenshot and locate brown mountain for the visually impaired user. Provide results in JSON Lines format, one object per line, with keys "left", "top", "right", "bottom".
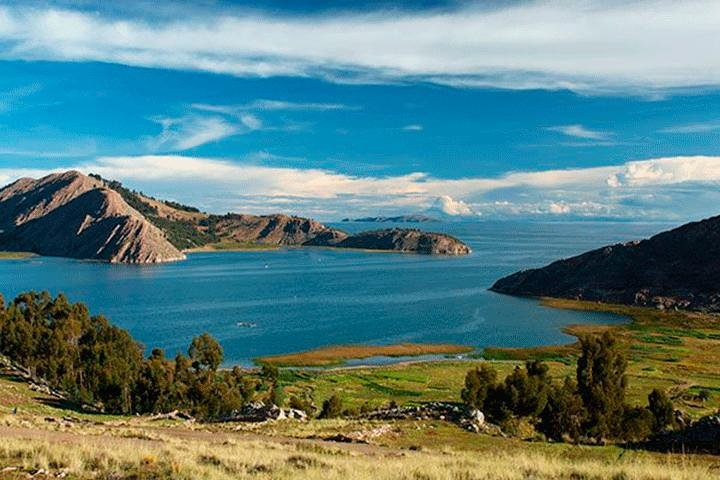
{"left": 0, "top": 171, "right": 185, "bottom": 263}
{"left": 0, "top": 172, "right": 471, "bottom": 262}
{"left": 491, "top": 215, "right": 720, "bottom": 311}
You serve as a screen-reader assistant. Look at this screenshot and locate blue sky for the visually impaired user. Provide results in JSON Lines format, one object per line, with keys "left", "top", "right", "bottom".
{"left": 0, "top": 0, "right": 719, "bottom": 221}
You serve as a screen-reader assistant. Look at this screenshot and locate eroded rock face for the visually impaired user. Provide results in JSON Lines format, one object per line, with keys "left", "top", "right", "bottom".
{"left": 491, "top": 215, "right": 720, "bottom": 311}
{"left": 0, "top": 171, "right": 185, "bottom": 264}
{"left": 331, "top": 228, "right": 471, "bottom": 255}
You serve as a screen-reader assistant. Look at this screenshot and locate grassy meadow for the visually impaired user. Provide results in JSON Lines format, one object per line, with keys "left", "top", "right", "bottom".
{"left": 2, "top": 299, "right": 720, "bottom": 478}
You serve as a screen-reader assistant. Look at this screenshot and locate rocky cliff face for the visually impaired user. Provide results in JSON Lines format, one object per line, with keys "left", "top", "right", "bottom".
{"left": 0, "top": 171, "right": 185, "bottom": 264}
{"left": 325, "top": 228, "right": 471, "bottom": 255}
{"left": 491, "top": 215, "right": 720, "bottom": 311}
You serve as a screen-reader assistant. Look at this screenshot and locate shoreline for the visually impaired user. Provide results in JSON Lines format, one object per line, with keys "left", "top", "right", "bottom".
{"left": 255, "top": 342, "right": 475, "bottom": 367}
{"left": 255, "top": 297, "right": 634, "bottom": 369}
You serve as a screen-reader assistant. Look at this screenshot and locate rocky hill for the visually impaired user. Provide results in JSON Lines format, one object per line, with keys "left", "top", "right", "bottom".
{"left": 491, "top": 215, "right": 720, "bottom": 311}
{"left": 325, "top": 228, "right": 471, "bottom": 255}
{"left": 0, "top": 172, "right": 471, "bottom": 262}
{"left": 0, "top": 172, "right": 185, "bottom": 263}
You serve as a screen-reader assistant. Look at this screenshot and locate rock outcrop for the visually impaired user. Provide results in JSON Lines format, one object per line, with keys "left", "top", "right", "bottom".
{"left": 0, "top": 171, "right": 185, "bottom": 263}
{"left": 327, "top": 228, "right": 471, "bottom": 255}
{"left": 491, "top": 215, "right": 720, "bottom": 311}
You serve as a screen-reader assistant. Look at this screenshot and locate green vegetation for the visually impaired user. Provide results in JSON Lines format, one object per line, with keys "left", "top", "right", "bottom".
{"left": 461, "top": 332, "right": 677, "bottom": 444}
{"left": 0, "top": 291, "right": 269, "bottom": 419}
{"left": 258, "top": 343, "right": 474, "bottom": 367}
{"left": 91, "top": 174, "right": 217, "bottom": 250}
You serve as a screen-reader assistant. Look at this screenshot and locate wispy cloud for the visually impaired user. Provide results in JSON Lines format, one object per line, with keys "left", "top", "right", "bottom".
{"left": 0, "top": 83, "right": 41, "bottom": 113}
{"left": 545, "top": 124, "right": 612, "bottom": 141}
{"left": 4, "top": 154, "right": 720, "bottom": 221}
{"left": 402, "top": 124, "right": 423, "bottom": 132}
{"left": 147, "top": 115, "right": 243, "bottom": 151}
{"left": 658, "top": 121, "right": 720, "bottom": 134}
{"left": 0, "top": 2, "right": 719, "bottom": 93}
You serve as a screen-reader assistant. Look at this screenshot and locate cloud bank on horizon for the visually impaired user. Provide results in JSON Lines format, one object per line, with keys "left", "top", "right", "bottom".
{"left": 2, "top": 155, "right": 720, "bottom": 222}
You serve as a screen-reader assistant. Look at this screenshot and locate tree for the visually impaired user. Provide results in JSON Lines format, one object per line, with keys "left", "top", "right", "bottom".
{"left": 539, "top": 377, "right": 585, "bottom": 442}
{"left": 647, "top": 388, "right": 675, "bottom": 432}
{"left": 576, "top": 332, "right": 627, "bottom": 440}
{"left": 188, "top": 333, "right": 223, "bottom": 371}
{"left": 319, "top": 395, "right": 343, "bottom": 419}
{"left": 621, "top": 405, "right": 654, "bottom": 442}
{"left": 461, "top": 363, "right": 497, "bottom": 410}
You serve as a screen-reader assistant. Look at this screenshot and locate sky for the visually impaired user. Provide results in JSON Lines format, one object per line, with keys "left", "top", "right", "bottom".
{"left": 0, "top": 0, "right": 719, "bottom": 221}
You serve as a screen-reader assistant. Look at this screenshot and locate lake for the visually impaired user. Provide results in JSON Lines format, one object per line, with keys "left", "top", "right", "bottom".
{"left": 0, "top": 221, "right": 671, "bottom": 366}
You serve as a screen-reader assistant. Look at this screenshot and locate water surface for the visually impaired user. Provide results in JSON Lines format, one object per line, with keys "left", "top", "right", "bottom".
{"left": 0, "top": 221, "right": 670, "bottom": 366}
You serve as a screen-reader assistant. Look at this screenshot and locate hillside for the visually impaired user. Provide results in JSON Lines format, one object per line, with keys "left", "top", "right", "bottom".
{"left": 491, "top": 215, "right": 720, "bottom": 311}
{"left": 0, "top": 172, "right": 470, "bottom": 263}
{"left": 0, "top": 172, "right": 185, "bottom": 264}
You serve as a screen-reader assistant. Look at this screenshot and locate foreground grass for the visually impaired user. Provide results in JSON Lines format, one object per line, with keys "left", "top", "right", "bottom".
{"left": 1, "top": 421, "right": 717, "bottom": 480}
{"left": 258, "top": 343, "right": 474, "bottom": 367}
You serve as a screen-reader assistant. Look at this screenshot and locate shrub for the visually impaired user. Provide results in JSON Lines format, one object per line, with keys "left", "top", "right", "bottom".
{"left": 539, "top": 377, "right": 585, "bottom": 442}
{"left": 319, "top": 395, "right": 343, "bottom": 419}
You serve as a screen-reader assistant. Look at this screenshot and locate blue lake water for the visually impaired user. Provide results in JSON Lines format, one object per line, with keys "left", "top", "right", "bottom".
{"left": 0, "top": 221, "right": 671, "bottom": 366}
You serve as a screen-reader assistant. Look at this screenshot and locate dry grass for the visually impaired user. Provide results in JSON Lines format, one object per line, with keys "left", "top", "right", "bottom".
{"left": 0, "top": 425, "right": 717, "bottom": 480}
{"left": 258, "top": 343, "right": 474, "bottom": 367}
{"left": 0, "top": 252, "right": 34, "bottom": 259}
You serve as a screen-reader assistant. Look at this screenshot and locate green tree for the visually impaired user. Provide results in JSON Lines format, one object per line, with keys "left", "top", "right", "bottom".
{"left": 539, "top": 377, "right": 585, "bottom": 442}
{"left": 461, "top": 363, "right": 497, "bottom": 410}
{"left": 576, "top": 332, "right": 628, "bottom": 440}
{"left": 621, "top": 405, "right": 654, "bottom": 442}
{"left": 647, "top": 388, "right": 675, "bottom": 432}
{"left": 188, "top": 333, "right": 223, "bottom": 372}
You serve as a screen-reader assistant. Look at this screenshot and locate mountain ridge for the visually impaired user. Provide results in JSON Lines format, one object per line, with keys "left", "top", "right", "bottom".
{"left": 491, "top": 214, "right": 720, "bottom": 311}
{"left": 0, "top": 171, "right": 470, "bottom": 263}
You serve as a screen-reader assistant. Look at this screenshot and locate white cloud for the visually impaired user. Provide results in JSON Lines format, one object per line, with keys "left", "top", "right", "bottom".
{"left": 239, "top": 113, "right": 262, "bottom": 131}
{"left": 546, "top": 124, "right": 612, "bottom": 140}
{"left": 3, "top": 155, "right": 720, "bottom": 220}
{"left": 432, "top": 195, "right": 476, "bottom": 216}
{"left": 148, "top": 115, "right": 240, "bottom": 151}
{"left": 659, "top": 121, "right": 720, "bottom": 134}
{"left": 0, "top": 2, "right": 719, "bottom": 92}
{"left": 192, "top": 100, "right": 356, "bottom": 115}
{"left": 402, "top": 124, "right": 423, "bottom": 132}
{"left": 0, "top": 83, "right": 41, "bottom": 113}
{"left": 607, "top": 156, "right": 720, "bottom": 187}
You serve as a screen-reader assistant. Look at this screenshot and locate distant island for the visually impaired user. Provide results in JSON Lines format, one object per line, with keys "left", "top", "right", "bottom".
{"left": 0, "top": 171, "right": 470, "bottom": 264}
{"left": 342, "top": 214, "right": 440, "bottom": 223}
{"left": 491, "top": 214, "right": 720, "bottom": 312}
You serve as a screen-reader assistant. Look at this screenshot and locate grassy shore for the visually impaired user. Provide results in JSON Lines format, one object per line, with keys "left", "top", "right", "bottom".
{"left": 185, "top": 241, "right": 280, "bottom": 252}
{"left": 257, "top": 343, "right": 474, "bottom": 367}
{"left": 0, "top": 251, "right": 35, "bottom": 259}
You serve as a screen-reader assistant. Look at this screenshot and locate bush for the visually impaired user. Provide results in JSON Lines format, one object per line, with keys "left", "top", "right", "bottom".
{"left": 621, "top": 406, "right": 654, "bottom": 442}
{"left": 539, "top": 377, "right": 585, "bottom": 442}
{"left": 319, "top": 395, "right": 343, "bottom": 419}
